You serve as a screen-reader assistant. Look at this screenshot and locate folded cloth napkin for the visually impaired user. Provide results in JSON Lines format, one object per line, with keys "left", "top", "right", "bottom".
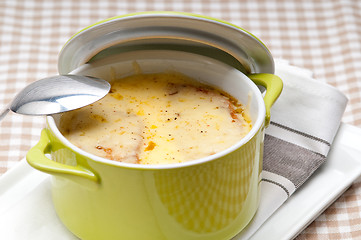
{"left": 234, "top": 59, "right": 348, "bottom": 239}
{"left": 0, "top": 60, "right": 348, "bottom": 240}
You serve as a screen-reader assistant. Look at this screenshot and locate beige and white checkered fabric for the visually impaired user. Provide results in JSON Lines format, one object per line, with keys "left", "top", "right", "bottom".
{"left": 1, "top": 0, "right": 361, "bottom": 239}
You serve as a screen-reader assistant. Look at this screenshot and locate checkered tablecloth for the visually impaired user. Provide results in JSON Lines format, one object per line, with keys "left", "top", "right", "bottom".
{"left": 1, "top": 0, "right": 361, "bottom": 239}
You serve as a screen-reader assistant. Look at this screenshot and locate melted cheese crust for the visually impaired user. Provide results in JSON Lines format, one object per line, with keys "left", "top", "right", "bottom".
{"left": 60, "top": 72, "right": 252, "bottom": 164}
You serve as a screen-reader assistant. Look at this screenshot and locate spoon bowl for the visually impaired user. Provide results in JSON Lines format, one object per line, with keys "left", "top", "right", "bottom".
{"left": 0, "top": 75, "right": 110, "bottom": 121}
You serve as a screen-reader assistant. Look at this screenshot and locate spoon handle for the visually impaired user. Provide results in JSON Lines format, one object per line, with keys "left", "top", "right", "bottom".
{"left": 0, "top": 108, "right": 10, "bottom": 121}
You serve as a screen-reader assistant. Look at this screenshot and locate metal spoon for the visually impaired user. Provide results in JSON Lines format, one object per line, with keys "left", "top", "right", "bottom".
{"left": 0, "top": 75, "right": 111, "bottom": 121}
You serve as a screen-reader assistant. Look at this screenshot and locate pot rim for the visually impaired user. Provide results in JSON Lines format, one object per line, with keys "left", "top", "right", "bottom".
{"left": 47, "top": 52, "right": 266, "bottom": 170}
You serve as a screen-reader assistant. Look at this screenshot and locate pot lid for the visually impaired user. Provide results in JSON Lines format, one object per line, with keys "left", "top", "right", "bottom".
{"left": 58, "top": 11, "right": 274, "bottom": 75}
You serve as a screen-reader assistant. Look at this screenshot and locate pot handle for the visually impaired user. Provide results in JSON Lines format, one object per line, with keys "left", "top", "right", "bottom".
{"left": 248, "top": 73, "right": 283, "bottom": 127}
{"left": 26, "top": 129, "right": 99, "bottom": 183}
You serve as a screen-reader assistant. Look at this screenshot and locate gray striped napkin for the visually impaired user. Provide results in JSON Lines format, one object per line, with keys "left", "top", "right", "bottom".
{"left": 234, "top": 59, "right": 348, "bottom": 239}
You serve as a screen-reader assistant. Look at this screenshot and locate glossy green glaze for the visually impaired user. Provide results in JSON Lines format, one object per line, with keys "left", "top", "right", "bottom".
{"left": 248, "top": 73, "right": 283, "bottom": 126}
{"left": 27, "top": 12, "right": 283, "bottom": 239}
{"left": 26, "top": 50, "right": 283, "bottom": 239}
{"left": 26, "top": 129, "right": 99, "bottom": 183}
{"left": 27, "top": 122, "right": 264, "bottom": 240}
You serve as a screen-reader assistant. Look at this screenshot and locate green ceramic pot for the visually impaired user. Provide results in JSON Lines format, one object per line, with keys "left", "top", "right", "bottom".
{"left": 27, "top": 13, "right": 283, "bottom": 240}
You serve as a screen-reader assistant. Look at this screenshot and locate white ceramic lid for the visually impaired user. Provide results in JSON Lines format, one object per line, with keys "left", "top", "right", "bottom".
{"left": 58, "top": 12, "right": 274, "bottom": 75}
